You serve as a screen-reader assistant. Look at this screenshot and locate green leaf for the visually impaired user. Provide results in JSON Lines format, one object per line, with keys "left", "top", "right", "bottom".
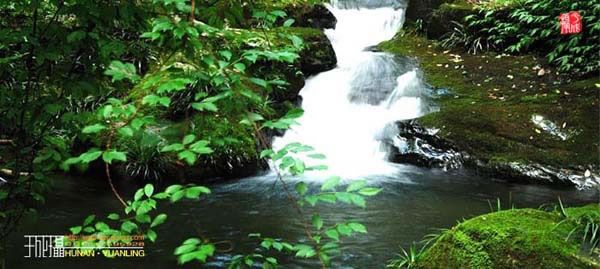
{"left": 83, "top": 215, "right": 96, "bottom": 226}
{"left": 95, "top": 222, "right": 110, "bottom": 232}
{"left": 337, "top": 223, "right": 352, "bottom": 237}
{"left": 82, "top": 124, "right": 106, "bottom": 134}
{"left": 325, "top": 229, "right": 339, "bottom": 241}
{"left": 191, "top": 102, "right": 218, "bottom": 112}
{"left": 118, "top": 127, "right": 134, "bottom": 137}
{"left": 174, "top": 244, "right": 197, "bottom": 255}
{"left": 147, "top": 229, "right": 157, "bottom": 242}
{"left": 171, "top": 190, "right": 185, "bottom": 203}
{"left": 185, "top": 186, "right": 211, "bottom": 199}
{"left": 346, "top": 180, "right": 367, "bottom": 192}
{"left": 348, "top": 222, "right": 367, "bottom": 233}
{"left": 107, "top": 213, "right": 120, "bottom": 220}
{"left": 305, "top": 195, "right": 318, "bottom": 206}
{"left": 312, "top": 214, "right": 323, "bottom": 230}
{"left": 249, "top": 78, "right": 268, "bottom": 88}
{"left": 318, "top": 193, "right": 337, "bottom": 204}
{"left": 321, "top": 176, "right": 340, "bottom": 191}
{"left": 144, "top": 184, "right": 154, "bottom": 197}
{"left": 260, "top": 149, "right": 274, "bottom": 159}
{"left": 182, "top": 135, "right": 196, "bottom": 145}
{"left": 233, "top": 63, "right": 246, "bottom": 72}
{"left": 294, "top": 244, "right": 316, "bottom": 258}
{"left": 307, "top": 154, "right": 326, "bottom": 159}
{"left": 295, "top": 182, "right": 308, "bottom": 196}
{"left": 161, "top": 143, "right": 184, "bottom": 152}
{"left": 358, "top": 187, "right": 382, "bottom": 196}
{"left": 165, "top": 185, "right": 183, "bottom": 194}
{"left": 102, "top": 151, "right": 127, "bottom": 164}
{"left": 80, "top": 149, "right": 103, "bottom": 163}
{"left": 70, "top": 226, "right": 82, "bottom": 234}
{"left": 134, "top": 189, "right": 144, "bottom": 201}
{"left": 104, "top": 61, "right": 140, "bottom": 82}
{"left": 283, "top": 19, "right": 295, "bottom": 27}
{"left": 178, "top": 150, "right": 197, "bottom": 165}
{"left": 151, "top": 213, "right": 167, "bottom": 228}
{"left": 349, "top": 193, "right": 366, "bottom": 208}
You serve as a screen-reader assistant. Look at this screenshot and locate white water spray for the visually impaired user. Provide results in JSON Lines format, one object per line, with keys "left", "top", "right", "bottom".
{"left": 272, "top": 1, "right": 429, "bottom": 178}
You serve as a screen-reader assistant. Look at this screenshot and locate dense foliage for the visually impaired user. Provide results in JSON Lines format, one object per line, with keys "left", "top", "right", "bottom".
{"left": 442, "top": 0, "right": 599, "bottom": 76}
{"left": 0, "top": 0, "right": 383, "bottom": 268}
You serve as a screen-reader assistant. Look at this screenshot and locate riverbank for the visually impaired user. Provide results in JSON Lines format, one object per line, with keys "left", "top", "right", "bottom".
{"left": 378, "top": 28, "right": 599, "bottom": 187}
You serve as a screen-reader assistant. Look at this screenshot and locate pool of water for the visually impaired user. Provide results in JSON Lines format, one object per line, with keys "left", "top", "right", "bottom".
{"left": 6, "top": 165, "right": 598, "bottom": 268}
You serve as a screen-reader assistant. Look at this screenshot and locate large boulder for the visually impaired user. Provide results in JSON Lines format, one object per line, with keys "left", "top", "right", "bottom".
{"left": 290, "top": 4, "right": 337, "bottom": 29}
{"left": 411, "top": 205, "right": 600, "bottom": 268}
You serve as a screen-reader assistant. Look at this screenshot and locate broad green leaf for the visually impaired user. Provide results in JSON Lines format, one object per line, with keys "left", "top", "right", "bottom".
{"left": 249, "top": 78, "right": 267, "bottom": 88}
{"left": 107, "top": 213, "right": 120, "bottom": 220}
{"left": 337, "top": 223, "right": 352, "bottom": 237}
{"left": 162, "top": 143, "right": 184, "bottom": 152}
{"left": 178, "top": 150, "right": 196, "bottom": 165}
{"left": 185, "top": 186, "right": 211, "bottom": 199}
{"left": 307, "top": 154, "right": 326, "bottom": 159}
{"left": 104, "top": 61, "right": 140, "bottom": 82}
{"left": 70, "top": 226, "right": 82, "bottom": 234}
{"left": 102, "top": 151, "right": 127, "bottom": 164}
{"left": 171, "top": 190, "right": 185, "bottom": 203}
{"left": 312, "top": 214, "right": 323, "bottom": 230}
{"left": 151, "top": 213, "right": 167, "bottom": 228}
{"left": 295, "top": 182, "right": 308, "bottom": 196}
{"left": 82, "top": 124, "right": 106, "bottom": 134}
{"left": 147, "top": 229, "right": 157, "bottom": 242}
{"left": 348, "top": 222, "right": 367, "bottom": 233}
{"left": 283, "top": 18, "right": 295, "bottom": 27}
{"left": 346, "top": 180, "right": 368, "bottom": 192}
{"left": 183, "top": 134, "right": 196, "bottom": 145}
{"left": 358, "top": 187, "right": 382, "bottom": 196}
{"left": 144, "top": 184, "right": 154, "bottom": 197}
{"left": 83, "top": 215, "right": 95, "bottom": 226}
{"left": 325, "top": 229, "right": 339, "bottom": 241}
{"left": 80, "top": 149, "right": 103, "bottom": 163}
{"left": 321, "top": 176, "right": 340, "bottom": 191}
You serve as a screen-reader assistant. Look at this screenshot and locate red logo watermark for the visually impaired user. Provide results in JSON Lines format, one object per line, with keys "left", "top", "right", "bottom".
{"left": 560, "top": 11, "right": 582, "bottom": 35}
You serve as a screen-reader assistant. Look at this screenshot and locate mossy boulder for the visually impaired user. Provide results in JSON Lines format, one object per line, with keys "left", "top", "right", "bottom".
{"left": 413, "top": 205, "right": 600, "bottom": 268}
{"left": 426, "top": 1, "right": 476, "bottom": 39}
{"left": 378, "top": 32, "right": 600, "bottom": 186}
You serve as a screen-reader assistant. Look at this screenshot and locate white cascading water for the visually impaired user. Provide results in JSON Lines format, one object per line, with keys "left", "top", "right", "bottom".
{"left": 272, "top": 1, "right": 429, "bottom": 178}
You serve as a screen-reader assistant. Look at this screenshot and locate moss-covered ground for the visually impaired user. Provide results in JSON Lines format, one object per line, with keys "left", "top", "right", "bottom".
{"left": 378, "top": 32, "right": 599, "bottom": 169}
{"left": 411, "top": 204, "right": 600, "bottom": 268}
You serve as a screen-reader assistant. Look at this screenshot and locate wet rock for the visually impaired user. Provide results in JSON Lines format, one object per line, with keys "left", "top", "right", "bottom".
{"left": 473, "top": 160, "right": 600, "bottom": 189}
{"left": 291, "top": 4, "right": 337, "bottom": 29}
{"left": 386, "top": 119, "right": 464, "bottom": 170}
{"left": 387, "top": 120, "right": 600, "bottom": 188}
{"left": 405, "top": 0, "right": 448, "bottom": 22}
{"left": 295, "top": 28, "right": 337, "bottom": 76}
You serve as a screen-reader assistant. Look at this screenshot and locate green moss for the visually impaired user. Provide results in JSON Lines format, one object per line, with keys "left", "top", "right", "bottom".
{"left": 413, "top": 205, "right": 600, "bottom": 268}
{"left": 378, "top": 33, "right": 600, "bottom": 169}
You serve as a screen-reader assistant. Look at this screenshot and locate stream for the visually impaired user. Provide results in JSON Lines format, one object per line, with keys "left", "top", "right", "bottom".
{"left": 6, "top": 1, "right": 599, "bottom": 268}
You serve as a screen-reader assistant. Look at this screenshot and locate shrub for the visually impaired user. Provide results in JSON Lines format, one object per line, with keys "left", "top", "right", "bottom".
{"left": 458, "top": 0, "right": 599, "bottom": 76}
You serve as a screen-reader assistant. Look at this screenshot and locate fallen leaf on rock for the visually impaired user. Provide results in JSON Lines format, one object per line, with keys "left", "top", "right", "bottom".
{"left": 585, "top": 170, "right": 591, "bottom": 177}
{"left": 537, "top": 69, "right": 546, "bottom": 76}
{"left": 535, "top": 129, "right": 541, "bottom": 134}
{"left": 507, "top": 75, "right": 514, "bottom": 79}
{"left": 443, "top": 50, "right": 450, "bottom": 54}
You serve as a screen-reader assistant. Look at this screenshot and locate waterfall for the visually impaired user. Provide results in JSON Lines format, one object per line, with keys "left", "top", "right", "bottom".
{"left": 272, "top": 0, "right": 430, "bottom": 178}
